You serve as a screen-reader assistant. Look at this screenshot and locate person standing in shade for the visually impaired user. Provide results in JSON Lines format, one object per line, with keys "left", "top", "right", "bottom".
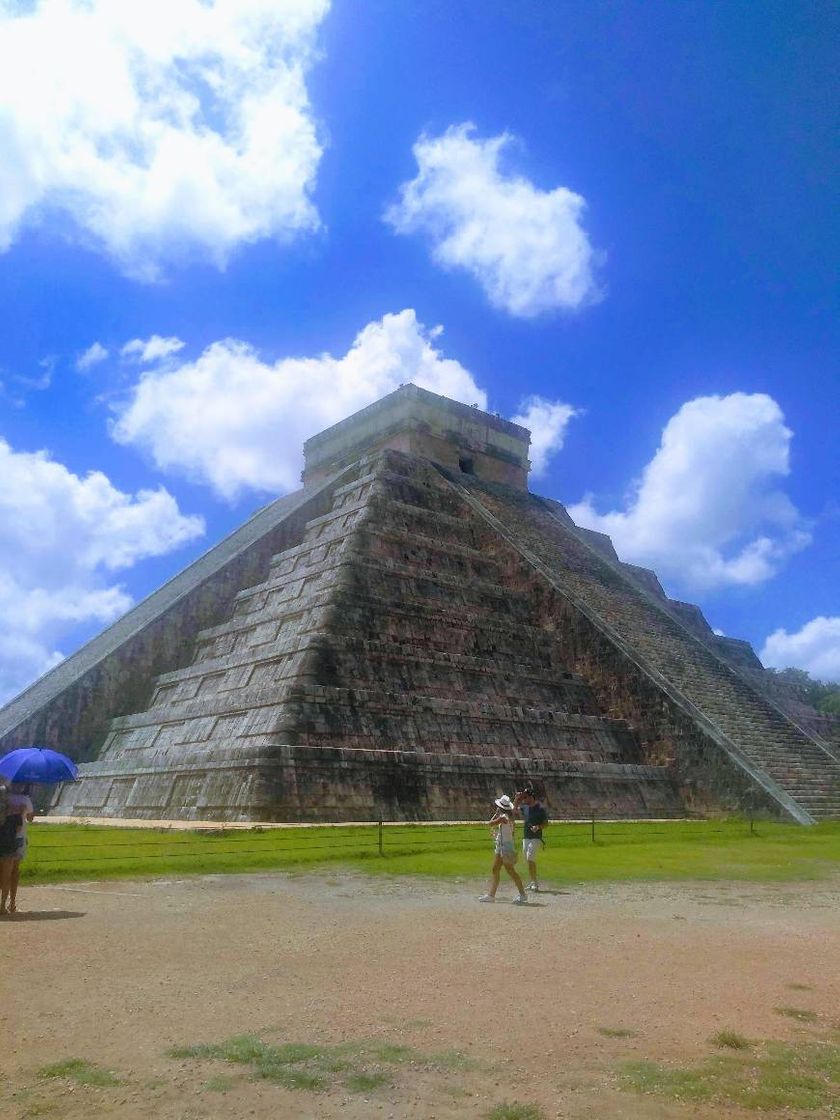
{"left": 515, "top": 786, "right": 548, "bottom": 892}
{"left": 3, "top": 783, "right": 34, "bottom": 915}
{"left": 0, "top": 779, "right": 17, "bottom": 917}
{"left": 479, "top": 795, "right": 528, "bottom": 905}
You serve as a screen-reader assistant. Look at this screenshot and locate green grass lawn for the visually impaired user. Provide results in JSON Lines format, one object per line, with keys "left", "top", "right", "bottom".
{"left": 22, "top": 818, "right": 840, "bottom": 885}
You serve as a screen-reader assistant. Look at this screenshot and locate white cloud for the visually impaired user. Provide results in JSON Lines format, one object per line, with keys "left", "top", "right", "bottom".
{"left": 511, "top": 396, "right": 580, "bottom": 476}
{"left": 0, "top": 437, "right": 204, "bottom": 705}
{"left": 761, "top": 617, "right": 840, "bottom": 683}
{"left": 121, "top": 335, "right": 185, "bottom": 363}
{"left": 111, "top": 310, "right": 491, "bottom": 499}
{"left": 0, "top": 0, "right": 328, "bottom": 279}
{"left": 385, "top": 123, "right": 601, "bottom": 317}
{"left": 568, "top": 393, "right": 811, "bottom": 591}
{"left": 14, "top": 355, "right": 54, "bottom": 392}
{"left": 76, "top": 342, "right": 109, "bottom": 371}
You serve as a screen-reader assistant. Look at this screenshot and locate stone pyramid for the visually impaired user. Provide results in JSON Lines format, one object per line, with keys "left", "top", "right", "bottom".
{"left": 3, "top": 385, "right": 839, "bottom": 822}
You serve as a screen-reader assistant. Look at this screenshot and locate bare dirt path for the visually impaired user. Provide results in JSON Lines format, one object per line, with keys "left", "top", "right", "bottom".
{"left": 2, "top": 872, "right": 838, "bottom": 1119}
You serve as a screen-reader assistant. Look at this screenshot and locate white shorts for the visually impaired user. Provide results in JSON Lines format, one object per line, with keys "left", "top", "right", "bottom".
{"left": 522, "top": 839, "right": 543, "bottom": 862}
{"left": 495, "top": 842, "right": 517, "bottom": 864}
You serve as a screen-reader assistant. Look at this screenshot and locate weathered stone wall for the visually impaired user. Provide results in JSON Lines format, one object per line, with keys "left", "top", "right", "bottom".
{"left": 54, "top": 744, "right": 680, "bottom": 822}
{"left": 0, "top": 480, "right": 341, "bottom": 760}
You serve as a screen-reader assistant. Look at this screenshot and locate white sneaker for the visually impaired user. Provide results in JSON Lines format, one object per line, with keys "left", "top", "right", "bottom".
{"left": 512, "top": 895, "right": 529, "bottom": 906}
{"left": 478, "top": 894, "right": 495, "bottom": 903}
{"left": 527, "top": 882, "right": 539, "bottom": 892}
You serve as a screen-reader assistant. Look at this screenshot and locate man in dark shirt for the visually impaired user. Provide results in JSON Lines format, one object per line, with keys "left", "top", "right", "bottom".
{"left": 514, "top": 786, "right": 548, "bottom": 892}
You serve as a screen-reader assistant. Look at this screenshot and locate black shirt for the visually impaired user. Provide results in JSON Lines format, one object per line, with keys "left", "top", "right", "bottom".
{"left": 521, "top": 803, "right": 547, "bottom": 842}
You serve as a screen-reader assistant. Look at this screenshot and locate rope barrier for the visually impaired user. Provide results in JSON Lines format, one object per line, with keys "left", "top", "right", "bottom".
{"left": 26, "top": 817, "right": 772, "bottom": 874}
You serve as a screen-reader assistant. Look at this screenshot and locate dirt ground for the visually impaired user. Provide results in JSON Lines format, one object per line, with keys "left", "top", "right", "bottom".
{"left": 2, "top": 871, "right": 839, "bottom": 1120}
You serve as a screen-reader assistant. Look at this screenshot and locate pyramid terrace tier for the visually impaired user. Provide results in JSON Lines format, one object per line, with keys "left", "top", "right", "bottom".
{"left": 54, "top": 745, "right": 683, "bottom": 822}
{"left": 97, "top": 683, "right": 640, "bottom": 764}
{"left": 149, "top": 634, "right": 599, "bottom": 713}
{"left": 280, "top": 684, "right": 644, "bottom": 762}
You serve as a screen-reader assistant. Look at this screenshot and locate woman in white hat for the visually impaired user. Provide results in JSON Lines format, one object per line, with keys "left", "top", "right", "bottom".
{"left": 479, "top": 795, "right": 528, "bottom": 904}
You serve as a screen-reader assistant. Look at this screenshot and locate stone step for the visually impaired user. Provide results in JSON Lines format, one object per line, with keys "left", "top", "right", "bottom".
{"left": 317, "top": 635, "right": 590, "bottom": 689}
{"left": 227, "top": 549, "right": 536, "bottom": 627}
{"left": 369, "top": 495, "right": 485, "bottom": 549}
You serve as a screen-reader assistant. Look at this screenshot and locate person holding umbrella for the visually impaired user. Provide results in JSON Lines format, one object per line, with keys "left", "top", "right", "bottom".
{"left": 1, "top": 783, "right": 34, "bottom": 915}
{"left": 0, "top": 747, "right": 77, "bottom": 917}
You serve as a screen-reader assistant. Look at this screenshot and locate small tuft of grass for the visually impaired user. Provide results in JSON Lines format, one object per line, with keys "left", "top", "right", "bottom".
{"left": 774, "top": 1006, "right": 818, "bottom": 1022}
{"left": 166, "top": 1032, "right": 477, "bottom": 1096}
{"left": 620, "top": 1034, "right": 840, "bottom": 1111}
{"left": 787, "top": 982, "right": 814, "bottom": 992}
{"left": 203, "top": 1074, "right": 236, "bottom": 1092}
{"left": 428, "top": 1048, "right": 482, "bottom": 1072}
{"left": 598, "top": 1026, "right": 637, "bottom": 1039}
{"left": 38, "top": 1058, "right": 121, "bottom": 1087}
{"left": 710, "top": 1030, "right": 751, "bottom": 1050}
{"left": 486, "top": 1104, "right": 546, "bottom": 1120}
{"left": 255, "top": 1063, "right": 326, "bottom": 1090}
{"left": 366, "top": 1042, "right": 414, "bottom": 1063}
{"left": 345, "top": 1071, "right": 389, "bottom": 1092}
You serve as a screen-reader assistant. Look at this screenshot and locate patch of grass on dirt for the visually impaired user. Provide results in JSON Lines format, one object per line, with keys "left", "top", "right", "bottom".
{"left": 428, "top": 1048, "right": 482, "bottom": 1071}
{"left": 621, "top": 1034, "right": 840, "bottom": 1111}
{"left": 203, "top": 1074, "right": 236, "bottom": 1092}
{"left": 166, "top": 1032, "right": 476, "bottom": 1095}
{"left": 598, "top": 1026, "right": 637, "bottom": 1038}
{"left": 710, "top": 1031, "right": 752, "bottom": 1050}
{"left": 486, "top": 1104, "right": 546, "bottom": 1120}
{"left": 38, "top": 1058, "right": 121, "bottom": 1087}
{"left": 345, "top": 1072, "right": 389, "bottom": 1092}
{"left": 775, "top": 1006, "right": 818, "bottom": 1022}
{"left": 25, "top": 819, "right": 840, "bottom": 885}
{"left": 788, "top": 982, "right": 814, "bottom": 991}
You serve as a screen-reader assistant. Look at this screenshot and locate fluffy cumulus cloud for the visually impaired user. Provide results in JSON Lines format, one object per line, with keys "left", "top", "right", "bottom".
{"left": 512, "top": 397, "right": 580, "bottom": 476}
{"left": 111, "top": 309, "right": 576, "bottom": 500}
{"left": 0, "top": 438, "right": 204, "bottom": 705}
{"left": 385, "top": 123, "right": 601, "bottom": 317}
{"left": 761, "top": 617, "right": 840, "bottom": 683}
{"left": 0, "top": 0, "right": 328, "bottom": 279}
{"left": 568, "top": 393, "right": 811, "bottom": 591}
{"left": 111, "top": 310, "right": 488, "bottom": 499}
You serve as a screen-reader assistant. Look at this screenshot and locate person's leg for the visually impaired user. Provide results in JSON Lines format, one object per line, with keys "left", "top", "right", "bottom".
{"left": 527, "top": 857, "right": 538, "bottom": 889}
{"left": 503, "top": 858, "right": 526, "bottom": 897}
{"left": 0, "top": 857, "right": 11, "bottom": 914}
{"left": 9, "top": 858, "right": 21, "bottom": 912}
{"left": 480, "top": 855, "right": 503, "bottom": 900}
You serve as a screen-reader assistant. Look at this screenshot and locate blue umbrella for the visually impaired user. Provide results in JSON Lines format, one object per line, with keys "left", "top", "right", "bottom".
{"left": 0, "top": 747, "right": 78, "bottom": 784}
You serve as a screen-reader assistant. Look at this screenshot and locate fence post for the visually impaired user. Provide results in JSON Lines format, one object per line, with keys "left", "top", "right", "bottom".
{"left": 591, "top": 812, "right": 596, "bottom": 843}
{"left": 378, "top": 818, "right": 384, "bottom": 857}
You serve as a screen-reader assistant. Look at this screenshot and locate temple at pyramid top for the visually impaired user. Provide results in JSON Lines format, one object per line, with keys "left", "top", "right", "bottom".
{"left": 302, "top": 384, "right": 532, "bottom": 489}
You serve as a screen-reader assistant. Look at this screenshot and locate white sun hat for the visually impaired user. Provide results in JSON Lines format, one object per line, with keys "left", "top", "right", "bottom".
{"left": 494, "top": 795, "right": 514, "bottom": 811}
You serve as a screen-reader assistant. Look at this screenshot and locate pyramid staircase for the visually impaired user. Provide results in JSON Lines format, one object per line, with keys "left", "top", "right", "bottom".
{"left": 451, "top": 476, "right": 840, "bottom": 822}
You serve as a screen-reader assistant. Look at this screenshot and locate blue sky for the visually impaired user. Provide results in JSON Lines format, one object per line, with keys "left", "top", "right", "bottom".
{"left": 0, "top": 0, "right": 837, "bottom": 705}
